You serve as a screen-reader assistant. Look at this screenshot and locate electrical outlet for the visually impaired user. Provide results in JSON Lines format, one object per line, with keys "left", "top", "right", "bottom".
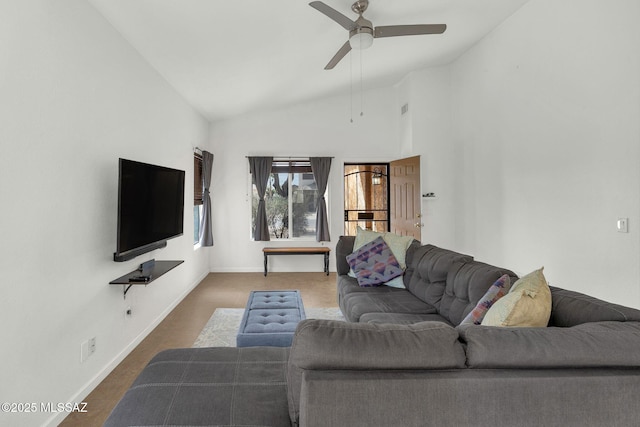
{"left": 88, "top": 337, "right": 96, "bottom": 355}
{"left": 80, "top": 340, "right": 89, "bottom": 363}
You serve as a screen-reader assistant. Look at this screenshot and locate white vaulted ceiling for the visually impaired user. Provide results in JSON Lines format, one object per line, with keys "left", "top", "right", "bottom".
{"left": 89, "top": 0, "right": 530, "bottom": 121}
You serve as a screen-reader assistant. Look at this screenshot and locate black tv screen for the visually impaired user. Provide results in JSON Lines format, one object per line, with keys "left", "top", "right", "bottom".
{"left": 114, "top": 158, "right": 185, "bottom": 262}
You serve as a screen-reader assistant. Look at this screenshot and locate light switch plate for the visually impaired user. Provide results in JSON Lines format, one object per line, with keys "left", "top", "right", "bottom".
{"left": 617, "top": 218, "right": 629, "bottom": 233}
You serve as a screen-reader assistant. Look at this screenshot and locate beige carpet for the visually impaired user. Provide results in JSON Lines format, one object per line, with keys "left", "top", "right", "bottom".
{"left": 193, "top": 307, "right": 344, "bottom": 347}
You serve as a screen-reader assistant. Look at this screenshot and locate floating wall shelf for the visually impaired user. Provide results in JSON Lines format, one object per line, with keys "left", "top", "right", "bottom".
{"left": 110, "top": 260, "right": 184, "bottom": 298}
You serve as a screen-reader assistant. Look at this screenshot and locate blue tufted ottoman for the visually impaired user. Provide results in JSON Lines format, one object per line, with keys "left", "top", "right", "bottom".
{"left": 237, "top": 290, "right": 306, "bottom": 347}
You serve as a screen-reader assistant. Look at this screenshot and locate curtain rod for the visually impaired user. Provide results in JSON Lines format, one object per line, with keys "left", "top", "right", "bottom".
{"left": 245, "top": 156, "right": 334, "bottom": 159}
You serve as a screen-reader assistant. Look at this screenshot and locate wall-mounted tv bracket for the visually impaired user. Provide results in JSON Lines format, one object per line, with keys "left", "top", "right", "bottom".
{"left": 110, "top": 260, "right": 184, "bottom": 299}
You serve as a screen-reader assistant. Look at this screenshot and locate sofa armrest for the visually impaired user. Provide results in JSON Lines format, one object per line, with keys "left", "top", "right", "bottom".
{"left": 458, "top": 321, "right": 640, "bottom": 368}
{"left": 550, "top": 286, "right": 640, "bottom": 326}
{"left": 287, "top": 319, "right": 465, "bottom": 424}
{"left": 335, "top": 236, "right": 355, "bottom": 275}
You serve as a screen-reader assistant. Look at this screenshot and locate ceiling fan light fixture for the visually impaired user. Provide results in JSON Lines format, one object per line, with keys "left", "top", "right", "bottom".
{"left": 309, "top": 1, "right": 446, "bottom": 69}
{"left": 349, "top": 27, "right": 373, "bottom": 49}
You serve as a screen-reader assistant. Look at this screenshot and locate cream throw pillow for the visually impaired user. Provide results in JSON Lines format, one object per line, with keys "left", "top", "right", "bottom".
{"left": 352, "top": 227, "right": 384, "bottom": 252}
{"left": 381, "top": 232, "right": 414, "bottom": 270}
{"left": 481, "top": 267, "right": 551, "bottom": 327}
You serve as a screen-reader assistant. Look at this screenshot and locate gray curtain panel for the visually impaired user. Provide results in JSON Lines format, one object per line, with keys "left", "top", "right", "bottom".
{"left": 249, "top": 156, "right": 273, "bottom": 241}
{"left": 199, "top": 151, "right": 214, "bottom": 246}
{"left": 310, "top": 157, "right": 331, "bottom": 241}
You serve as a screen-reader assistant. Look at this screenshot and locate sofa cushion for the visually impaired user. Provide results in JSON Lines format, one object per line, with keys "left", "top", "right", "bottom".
{"left": 340, "top": 289, "right": 437, "bottom": 322}
{"left": 347, "top": 236, "right": 403, "bottom": 287}
{"left": 290, "top": 319, "right": 466, "bottom": 370}
{"left": 460, "top": 274, "right": 511, "bottom": 325}
{"left": 337, "top": 273, "right": 405, "bottom": 300}
{"left": 482, "top": 268, "right": 551, "bottom": 327}
{"left": 458, "top": 321, "right": 640, "bottom": 368}
{"left": 404, "top": 245, "right": 473, "bottom": 308}
{"left": 439, "top": 261, "right": 519, "bottom": 326}
{"left": 359, "top": 312, "right": 452, "bottom": 325}
{"left": 549, "top": 286, "right": 640, "bottom": 326}
{"left": 287, "top": 319, "right": 466, "bottom": 424}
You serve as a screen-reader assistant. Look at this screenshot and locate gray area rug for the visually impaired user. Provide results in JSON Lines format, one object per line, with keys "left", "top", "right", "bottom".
{"left": 193, "top": 307, "right": 345, "bottom": 347}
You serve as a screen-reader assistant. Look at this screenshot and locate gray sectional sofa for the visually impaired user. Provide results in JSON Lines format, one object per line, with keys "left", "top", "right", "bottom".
{"left": 106, "top": 236, "right": 640, "bottom": 427}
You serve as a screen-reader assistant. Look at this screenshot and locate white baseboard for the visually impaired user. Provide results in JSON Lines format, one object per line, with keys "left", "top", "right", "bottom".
{"left": 209, "top": 267, "right": 262, "bottom": 273}
{"left": 44, "top": 270, "right": 209, "bottom": 427}
{"left": 208, "top": 267, "right": 335, "bottom": 273}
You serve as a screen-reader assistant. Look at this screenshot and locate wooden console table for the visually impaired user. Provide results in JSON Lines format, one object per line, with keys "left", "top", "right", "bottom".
{"left": 262, "top": 247, "right": 330, "bottom": 276}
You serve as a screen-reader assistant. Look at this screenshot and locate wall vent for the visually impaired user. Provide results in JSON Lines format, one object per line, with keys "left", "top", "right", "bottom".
{"left": 401, "top": 103, "right": 409, "bottom": 115}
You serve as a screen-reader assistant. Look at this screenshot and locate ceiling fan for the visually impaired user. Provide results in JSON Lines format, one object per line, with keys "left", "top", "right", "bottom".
{"left": 309, "top": 0, "right": 446, "bottom": 70}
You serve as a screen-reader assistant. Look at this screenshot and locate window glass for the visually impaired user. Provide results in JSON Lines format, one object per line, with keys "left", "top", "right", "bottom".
{"left": 251, "top": 160, "right": 324, "bottom": 240}
{"left": 193, "top": 205, "right": 201, "bottom": 244}
{"left": 194, "top": 153, "right": 203, "bottom": 245}
{"left": 291, "top": 172, "right": 318, "bottom": 238}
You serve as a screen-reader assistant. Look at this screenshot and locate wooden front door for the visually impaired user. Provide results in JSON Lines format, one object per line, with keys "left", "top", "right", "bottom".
{"left": 390, "top": 156, "right": 422, "bottom": 239}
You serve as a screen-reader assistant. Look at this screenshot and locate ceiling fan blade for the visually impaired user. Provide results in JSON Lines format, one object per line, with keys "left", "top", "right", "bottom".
{"left": 374, "top": 24, "right": 447, "bottom": 38}
{"left": 325, "top": 41, "right": 351, "bottom": 70}
{"left": 309, "top": 1, "right": 356, "bottom": 31}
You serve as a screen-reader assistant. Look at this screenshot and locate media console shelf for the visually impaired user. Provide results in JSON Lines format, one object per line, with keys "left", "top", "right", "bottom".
{"left": 110, "top": 260, "right": 184, "bottom": 298}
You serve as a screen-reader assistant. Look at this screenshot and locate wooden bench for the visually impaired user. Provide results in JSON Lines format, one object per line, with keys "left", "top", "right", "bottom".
{"left": 262, "top": 247, "right": 331, "bottom": 276}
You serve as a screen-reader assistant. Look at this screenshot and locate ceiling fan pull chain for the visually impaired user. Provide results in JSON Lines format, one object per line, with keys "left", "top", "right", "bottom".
{"left": 350, "top": 50, "right": 354, "bottom": 123}
{"left": 360, "top": 47, "right": 364, "bottom": 117}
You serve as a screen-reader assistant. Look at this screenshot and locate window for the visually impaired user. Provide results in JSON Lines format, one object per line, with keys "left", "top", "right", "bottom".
{"left": 194, "top": 152, "right": 203, "bottom": 245}
{"left": 251, "top": 159, "right": 325, "bottom": 240}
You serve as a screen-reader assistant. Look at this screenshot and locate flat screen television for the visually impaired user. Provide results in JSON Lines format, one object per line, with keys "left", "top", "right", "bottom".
{"left": 114, "top": 158, "right": 185, "bottom": 262}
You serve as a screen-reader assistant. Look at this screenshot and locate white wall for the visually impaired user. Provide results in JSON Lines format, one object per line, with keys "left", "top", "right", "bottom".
{"left": 0, "top": 2, "right": 210, "bottom": 426}
{"left": 395, "top": 67, "right": 457, "bottom": 249}
{"left": 209, "top": 86, "right": 402, "bottom": 272}
{"left": 449, "top": 0, "right": 640, "bottom": 306}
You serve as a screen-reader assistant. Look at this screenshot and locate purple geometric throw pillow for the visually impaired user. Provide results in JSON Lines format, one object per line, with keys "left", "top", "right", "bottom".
{"left": 346, "top": 236, "right": 403, "bottom": 287}
{"left": 460, "top": 274, "right": 511, "bottom": 325}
